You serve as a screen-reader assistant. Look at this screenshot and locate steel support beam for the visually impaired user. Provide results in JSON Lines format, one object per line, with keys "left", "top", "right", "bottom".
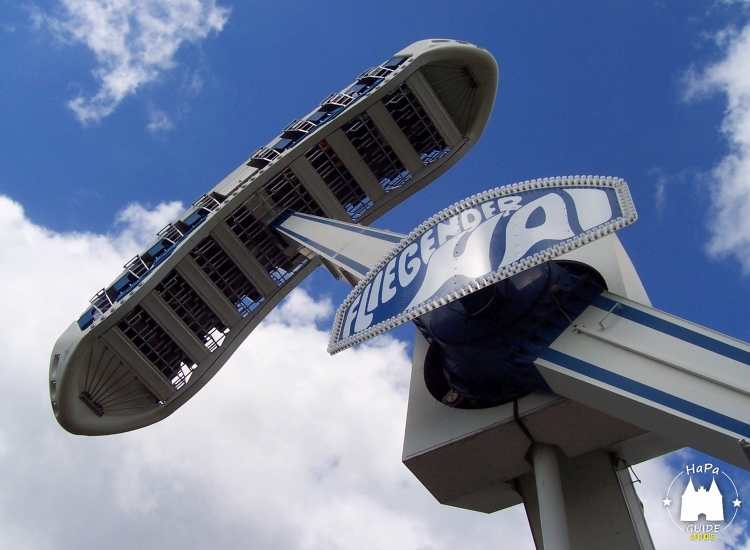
{"left": 175, "top": 256, "right": 243, "bottom": 328}
{"left": 100, "top": 329, "right": 176, "bottom": 402}
{"left": 139, "top": 292, "right": 210, "bottom": 364}
{"left": 210, "top": 222, "right": 278, "bottom": 297}
{"left": 536, "top": 291, "right": 750, "bottom": 470}
{"left": 366, "top": 101, "right": 424, "bottom": 176}
{"left": 532, "top": 443, "right": 572, "bottom": 550}
{"left": 274, "top": 211, "right": 404, "bottom": 279}
{"left": 406, "top": 71, "right": 463, "bottom": 148}
{"left": 326, "top": 129, "right": 386, "bottom": 202}
{"left": 290, "top": 157, "right": 351, "bottom": 221}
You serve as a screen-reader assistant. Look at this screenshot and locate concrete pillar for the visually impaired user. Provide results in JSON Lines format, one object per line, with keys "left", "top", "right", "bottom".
{"left": 532, "top": 443, "right": 572, "bottom": 550}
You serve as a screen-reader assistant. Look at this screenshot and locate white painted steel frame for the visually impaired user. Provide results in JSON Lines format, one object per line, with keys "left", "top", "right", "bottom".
{"left": 537, "top": 291, "right": 750, "bottom": 470}
{"left": 50, "top": 39, "right": 499, "bottom": 435}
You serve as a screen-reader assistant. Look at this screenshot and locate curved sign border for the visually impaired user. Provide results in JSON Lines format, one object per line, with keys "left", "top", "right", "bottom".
{"left": 328, "top": 175, "right": 637, "bottom": 354}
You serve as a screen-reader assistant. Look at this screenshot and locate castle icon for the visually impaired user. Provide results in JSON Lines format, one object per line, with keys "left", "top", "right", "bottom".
{"left": 680, "top": 477, "right": 724, "bottom": 521}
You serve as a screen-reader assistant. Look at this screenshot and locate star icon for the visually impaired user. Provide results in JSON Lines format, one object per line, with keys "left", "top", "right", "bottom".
{"left": 663, "top": 497, "right": 672, "bottom": 507}
{"left": 733, "top": 498, "right": 742, "bottom": 508}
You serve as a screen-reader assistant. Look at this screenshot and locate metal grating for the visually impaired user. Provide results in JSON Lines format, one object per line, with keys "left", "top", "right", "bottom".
{"left": 383, "top": 84, "right": 450, "bottom": 165}
{"left": 320, "top": 92, "right": 354, "bottom": 111}
{"left": 193, "top": 193, "right": 222, "bottom": 211}
{"left": 264, "top": 168, "right": 326, "bottom": 217}
{"left": 124, "top": 256, "right": 149, "bottom": 278}
{"left": 282, "top": 119, "right": 317, "bottom": 138}
{"left": 158, "top": 224, "right": 184, "bottom": 243}
{"left": 305, "top": 141, "right": 373, "bottom": 221}
{"left": 225, "top": 170, "right": 320, "bottom": 284}
{"left": 248, "top": 146, "right": 281, "bottom": 168}
{"left": 156, "top": 270, "right": 229, "bottom": 352}
{"left": 341, "top": 113, "right": 412, "bottom": 192}
{"left": 225, "top": 206, "right": 294, "bottom": 284}
{"left": 90, "top": 288, "right": 112, "bottom": 314}
{"left": 190, "top": 236, "right": 264, "bottom": 317}
{"left": 169, "top": 364, "right": 196, "bottom": 391}
{"left": 117, "top": 306, "right": 196, "bottom": 386}
{"left": 80, "top": 341, "right": 158, "bottom": 415}
{"left": 357, "top": 66, "right": 393, "bottom": 83}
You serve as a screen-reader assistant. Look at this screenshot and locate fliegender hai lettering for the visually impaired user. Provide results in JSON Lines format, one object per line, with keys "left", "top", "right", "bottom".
{"left": 329, "top": 177, "right": 636, "bottom": 353}
{"left": 341, "top": 195, "right": 523, "bottom": 338}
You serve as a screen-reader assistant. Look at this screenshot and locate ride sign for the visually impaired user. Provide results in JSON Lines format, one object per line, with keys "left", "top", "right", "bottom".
{"left": 328, "top": 176, "right": 637, "bottom": 354}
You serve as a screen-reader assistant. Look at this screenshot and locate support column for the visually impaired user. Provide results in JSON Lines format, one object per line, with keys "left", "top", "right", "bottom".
{"left": 532, "top": 443, "right": 571, "bottom": 550}
{"left": 518, "top": 449, "right": 655, "bottom": 550}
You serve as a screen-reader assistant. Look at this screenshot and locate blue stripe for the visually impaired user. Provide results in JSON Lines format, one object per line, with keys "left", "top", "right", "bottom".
{"left": 276, "top": 226, "right": 370, "bottom": 276}
{"left": 284, "top": 211, "right": 404, "bottom": 243}
{"left": 593, "top": 296, "right": 750, "bottom": 367}
{"left": 539, "top": 348, "right": 750, "bottom": 438}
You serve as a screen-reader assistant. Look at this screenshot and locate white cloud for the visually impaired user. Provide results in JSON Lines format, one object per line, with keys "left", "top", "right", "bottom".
{"left": 684, "top": 3, "right": 750, "bottom": 271}
{"left": 650, "top": 167, "right": 674, "bottom": 219}
{"left": 112, "top": 199, "right": 183, "bottom": 251}
{"left": 40, "top": 0, "right": 230, "bottom": 125}
{"left": 649, "top": 168, "right": 695, "bottom": 221}
{"left": 4, "top": 194, "right": 745, "bottom": 549}
{"left": 146, "top": 105, "right": 175, "bottom": 133}
{"left": 0, "top": 195, "right": 541, "bottom": 549}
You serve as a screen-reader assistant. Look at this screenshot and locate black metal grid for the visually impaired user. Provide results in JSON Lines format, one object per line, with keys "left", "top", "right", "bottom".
{"left": 225, "top": 169, "right": 319, "bottom": 284}
{"left": 305, "top": 141, "right": 373, "bottom": 220}
{"left": 383, "top": 84, "right": 450, "bottom": 165}
{"left": 117, "top": 306, "right": 196, "bottom": 384}
{"left": 225, "top": 205, "right": 295, "bottom": 284}
{"left": 189, "top": 236, "right": 264, "bottom": 317}
{"left": 264, "top": 168, "right": 325, "bottom": 217}
{"left": 341, "top": 114, "right": 412, "bottom": 192}
{"left": 156, "top": 270, "right": 229, "bottom": 352}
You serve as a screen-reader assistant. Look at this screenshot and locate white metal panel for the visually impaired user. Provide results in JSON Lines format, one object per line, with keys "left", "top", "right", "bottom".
{"left": 276, "top": 212, "right": 403, "bottom": 278}
{"left": 211, "top": 163, "right": 258, "bottom": 198}
{"left": 536, "top": 292, "right": 750, "bottom": 469}
{"left": 401, "top": 330, "right": 659, "bottom": 515}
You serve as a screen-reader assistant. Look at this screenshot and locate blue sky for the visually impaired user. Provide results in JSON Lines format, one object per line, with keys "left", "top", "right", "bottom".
{"left": 2, "top": 1, "right": 750, "bottom": 548}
